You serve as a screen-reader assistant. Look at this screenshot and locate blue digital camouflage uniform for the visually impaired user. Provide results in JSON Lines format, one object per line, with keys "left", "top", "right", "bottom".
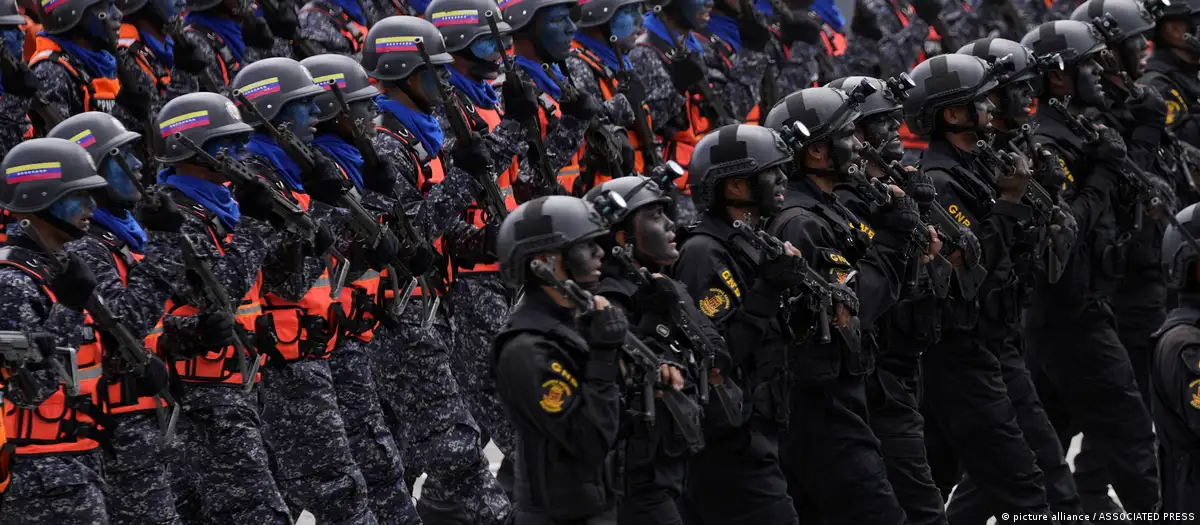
{"left": 31, "top": 58, "right": 144, "bottom": 142}
{"left": 699, "top": 31, "right": 769, "bottom": 121}
{"left": 502, "top": 67, "right": 591, "bottom": 203}
{"left": 0, "top": 226, "right": 108, "bottom": 525}
{"left": 841, "top": 0, "right": 933, "bottom": 79}
{"left": 297, "top": 0, "right": 365, "bottom": 60}
{"left": 165, "top": 22, "right": 291, "bottom": 99}
{"left": 563, "top": 56, "right": 636, "bottom": 128}
{"left": 0, "top": 92, "right": 30, "bottom": 159}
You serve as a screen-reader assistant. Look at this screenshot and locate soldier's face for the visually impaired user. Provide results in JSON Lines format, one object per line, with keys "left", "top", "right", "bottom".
{"left": 101, "top": 147, "right": 143, "bottom": 204}
{"left": 536, "top": 5, "right": 577, "bottom": 61}
{"left": 1117, "top": 34, "right": 1150, "bottom": 77}
{"left": 202, "top": 135, "right": 249, "bottom": 161}
{"left": 48, "top": 191, "right": 98, "bottom": 230}
{"left": 631, "top": 203, "right": 678, "bottom": 266}
{"left": 562, "top": 240, "right": 604, "bottom": 285}
{"left": 679, "top": 0, "right": 712, "bottom": 30}
{"left": 857, "top": 112, "right": 902, "bottom": 162}
{"left": 1073, "top": 57, "right": 1107, "bottom": 107}
{"left": 755, "top": 166, "right": 787, "bottom": 216}
{"left": 609, "top": 3, "right": 643, "bottom": 44}
{"left": 0, "top": 27, "right": 23, "bottom": 59}
{"left": 990, "top": 82, "right": 1034, "bottom": 126}
{"left": 83, "top": 1, "right": 121, "bottom": 49}
{"left": 345, "top": 99, "right": 378, "bottom": 137}
{"left": 830, "top": 121, "right": 862, "bottom": 178}
{"left": 277, "top": 98, "right": 320, "bottom": 143}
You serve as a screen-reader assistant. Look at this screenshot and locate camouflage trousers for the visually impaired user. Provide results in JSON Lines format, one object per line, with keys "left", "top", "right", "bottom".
{"left": 173, "top": 382, "right": 291, "bottom": 525}
{"left": 105, "top": 412, "right": 183, "bottom": 525}
{"left": 260, "top": 358, "right": 377, "bottom": 525}
{"left": 330, "top": 336, "right": 423, "bottom": 525}
{"left": 370, "top": 305, "right": 510, "bottom": 525}
{"left": 0, "top": 449, "right": 107, "bottom": 525}
{"left": 450, "top": 273, "right": 516, "bottom": 456}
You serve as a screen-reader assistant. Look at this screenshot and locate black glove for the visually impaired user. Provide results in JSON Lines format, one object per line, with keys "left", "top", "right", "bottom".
{"left": 669, "top": 56, "right": 705, "bottom": 93}
{"left": 618, "top": 73, "right": 646, "bottom": 106}
{"left": 580, "top": 305, "right": 629, "bottom": 351}
{"left": 233, "top": 179, "right": 282, "bottom": 226}
{"left": 259, "top": 0, "right": 299, "bottom": 40}
{"left": 638, "top": 276, "right": 684, "bottom": 314}
{"left": 451, "top": 134, "right": 493, "bottom": 175}
{"left": 115, "top": 53, "right": 153, "bottom": 119}
{"left": 304, "top": 154, "right": 353, "bottom": 204}
{"left": 171, "top": 33, "right": 208, "bottom": 75}
{"left": 49, "top": 253, "right": 98, "bottom": 312}
{"left": 138, "top": 192, "right": 185, "bottom": 233}
{"left": 1088, "top": 125, "right": 1127, "bottom": 161}
{"left": 1126, "top": 88, "right": 1168, "bottom": 130}
{"left": 501, "top": 78, "right": 539, "bottom": 120}
{"left": 196, "top": 312, "right": 237, "bottom": 352}
{"left": 307, "top": 222, "right": 335, "bottom": 257}
{"left": 241, "top": 16, "right": 277, "bottom": 49}
{"left": 874, "top": 194, "right": 921, "bottom": 234}
{"left": 759, "top": 252, "right": 807, "bottom": 289}
{"left": 739, "top": 11, "right": 773, "bottom": 52}
{"left": 365, "top": 230, "right": 400, "bottom": 271}
{"left": 0, "top": 58, "right": 39, "bottom": 99}
{"left": 401, "top": 242, "right": 435, "bottom": 276}
{"left": 133, "top": 354, "right": 170, "bottom": 397}
{"left": 850, "top": 6, "right": 884, "bottom": 40}
{"left": 911, "top": 0, "right": 945, "bottom": 25}
{"left": 781, "top": 10, "right": 824, "bottom": 45}
{"left": 560, "top": 89, "right": 600, "bottom": 120}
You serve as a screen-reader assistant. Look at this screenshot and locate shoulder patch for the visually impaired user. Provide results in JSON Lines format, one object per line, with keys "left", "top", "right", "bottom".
{"left": 698, "top": 287, "right": 732, "bottom": 318}
{"left": 549, "top": 361, "right": 579, "bottom": 389}
{"left": 818, "top": 248, "right": 852, "bottom": 268}
{"left": 945, "top": 202, "right": 972, "bottom": 228}
{"left": 718, "top": 267, "right": 741, "bottom": 298}
{"left": 1190, "top": 379, "right": 1200, "bottom": 410}
{"left": 1058, "top": 156, "right": 1074, "bottom": 187}
{"left": 1167, "top": 89, "right": 1187, "bottom": 126}
{"left": 539, "top": 378, "right": 574, "bottom": 413}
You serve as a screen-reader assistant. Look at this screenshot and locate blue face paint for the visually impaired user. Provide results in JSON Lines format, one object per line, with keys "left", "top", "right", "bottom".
{"left": 679, "top": 0, "right": 711, "bottom": 30}
{"left": 418, "top": 66, "right": 449, "bottom": 97}
{"left": 609, "top": 4, "right": 642, "bottom": 41}
{"left": 100, "top": 148, "right": 142, "bottom": 203}
{"left": 48, "top": 192, "right": 98, "bottom": 228}
{"left": 84, "top": 2, "right": 122, "bottom": 46}
{"left": 0, "top": 28, "right": 23, "bottom": 59}
{"left": 202, "top": 135, "right": 249, "bottom": 160}
{"left": 537, "top": 5, "right": 577, "bottom": 61}
{"left": 275, "top": 98, "right": 318, "bottom": 143}
{"left": 470, "top": 36, "right": 501, "bottom": 61}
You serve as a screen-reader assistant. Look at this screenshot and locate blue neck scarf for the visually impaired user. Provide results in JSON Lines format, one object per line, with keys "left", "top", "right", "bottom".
{"left": 376, "top": 95, "right": 445, "bottom": 156}
{"left": 514, "top": 55, "right": 564, "bottom": 99}
{"left": 43, "top": 33, "right": 116, "bottom": 78}
{"left": 756, "top": 0, "right": 774, "bottom": 16}
{"left": 137, "top": 27, "right": 175, "bottom": 68}
{"left": 160, "top": 168, "right": 241, "bottom": 230}
{"left": 330, "top": 0, "right": 366, "bottom": 26}
{"left": 184, "top": 12, "right": 245, "bottom": 64}
{"left": 644, "top": 12, "right": 703, "bottom": 53}
{"left": 706, "top": 13, "right": 740, "bottom": 52}
{"left": 245, "top": 132, "right": 304, "bottom": 191}
{"left": 574, "top": 33, "right": 630, "bottom": 73}
{"left": 93, "top": 207, "right": 147, "bottom": 251}
{"left": 312, "top": 133, "right": 364, "bottom": 192}
{"left": 448, "top": 67, "right": 499, "bottom": 109}
{"left": 812, "top": 0, "right": 844, "bottom": 32}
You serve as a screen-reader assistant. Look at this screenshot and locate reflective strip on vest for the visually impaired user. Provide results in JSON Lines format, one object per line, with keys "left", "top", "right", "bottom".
{"left": 31, "top": 36, "right": 120, "bottom": 113}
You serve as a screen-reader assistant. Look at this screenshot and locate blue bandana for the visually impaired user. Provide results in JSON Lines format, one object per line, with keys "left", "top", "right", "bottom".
{"left": 245, "top": 132, "right": 304, "bottom": 191}
{"left": 448, "top": 67, "right": 499, "bottom": 109}
{"left": 643, "top": 12, "right": 703, "bottom": 53}
{"left": 376, "top": 95, "right": 445, "bottom": 156}
{"left": 756, "top": 0, "right": 773, "bottom": 16}
{"left": 184, "top": 12, "right": 245, "bottom": 64}
{"left": 330, "top": 0, "right": 366, "bottom": 26}
{"left": 812, "top": 0, "right": 844, "bottom": 32}
{"left": 138, "top": 27, "right": 175, "bottom": 68}
{"left": 707, "top": 13, "right": 741, "bottom": 52}
{"left": 92, "top": 207, "right": 148, "bottom": 251}
{"left": 313, "top": 133, "right": 364, "bottom": 192}
{"left": 514, "top": 55, "right": 564, "bottom": 99}
{"left": 160, "top": 168, "right": 241, "bottom": 230}
{"left": 43, "top": 33, "right": 116, "bottom": 78}
{"left": 574, "top": 33, "right": 630, "bottom": 72}
{"left": 405, "top": 0, "right": 431, "bottom": 16}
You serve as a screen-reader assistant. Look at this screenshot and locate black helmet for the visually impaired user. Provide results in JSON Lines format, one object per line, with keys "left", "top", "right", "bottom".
{"left": 1163, "top": 203, "right": 1200, "bottom": 289}
{"left": 47, "top": 112, "right": 141, "bottom": 166}
{"left": 583, "top": 175, "right": 671, "bottom": 225}
{"left": 1153, "top": 0, "right": 1195, "bottom": 18}
{"left": 824, "top": 75, "right": 914, "bottom": 120}
{"left": 425, "top": 0, "right": 511, "bottom": 52}
{"left": 497, "top": 195, "right": 609, "bottom": 284}
{"left": 231, "top": 57, "right": 326, "bottom": 126}
{"left": 957, "top": 38, "right": 1051, "bottom": 87}
{"left": 903, "top": 54, "right": 1006, "bottom": 136}
{"left": 765, "top": 86, "right": 862, "bottom": 149}
{"left": 300, "top": 54, "right": 380, "bottom": 123}
{"left": 1, "top": 138, "right": 107, "bottom": 213}
{"left": 688, "top": 124, "right": 792, "bottom": 214}
{"left": 1072, "top": 0, "right": 1157, "bottom": 43}
{"left": 115, "top": 0, "right": 171, "bottom": 19}
{"left": 574, "top": 0, "right": 643, "bottom": 27}
{"left": 155, "top": 92, "right": 254, "bottom": 164}
{"left": 0, "top": 0, "right": 25, "bottom": 25}
{"left": 501, "top": 0, "right": 576, "bottom": 32}
{"left": 1020, "top": 21, "right": 1107, "bottom": 65}
{"left": 362, "top": 16, "right": 454, "bottom": 82}
{"left": 40, "top": 0, "right": 108, "bottom": 33}
{"left": 183, "top": 0, "right": 246, "bottom": 13}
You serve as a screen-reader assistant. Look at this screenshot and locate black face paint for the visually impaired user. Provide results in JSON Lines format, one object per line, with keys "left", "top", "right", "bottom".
{"left": 830, "top": 123, "right": 862, "bottom": 182}
{"left": 1119, "top": 34, "right": 1150, "bottom": 78}
{"left": 564, "top": 240, "right": 604, "bottom": 290}
{"left": 755, "top": 167, "right": 788, "bottom": 216}
{"left": 348, "top": 99, "right": 378, "bottom": 136}
{"left": 860, "top": 113, "right": 902, "bottom": 162}
{"left": 996, "top": 82, "right": 1034, "bottom": 127}
{"left": 631, "top": 204, "right": 678, "bottom": 267}
{"left": 1075, "top": 58, "right": 1108, "bottom": 108}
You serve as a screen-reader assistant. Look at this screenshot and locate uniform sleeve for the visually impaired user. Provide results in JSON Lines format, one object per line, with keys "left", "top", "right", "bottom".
{"left": 705, "top": 44, "right": 768, "bottom": 120}
{"left": 178, "top": 30, "right": 228, "bottom": 95}
{"left": 65, "top": 234, "right": 184, "bottom": 340}
{"left": 30, "top": 61, "right": 77, "bottom": 124}
{"left": 628, "top": 45, "right": 687, "bottom": 137}
{"left": 297, "top": 9, "right": 358, "bottom": 60}
{"left": 496, "top": 335, "right": 622, "bottom": 465}
{"left": 370, "top": 132, "right": 479, "bottom": 241}
{"left": 0, "top": 93, "right": 30, "bottom": 159}
{"left": 781, "top": 41, "right": 822, "bottom": 92}
{"left": 1052, "top": 146, "right": 1120, "bottom": 241}
{"left": 565, "top": 56, "right": 634, "bottom": 128}
{"left": 262, "top": 200, "right": 349, "bottom": 300}
{"left": 932, "top": 169, "right": 1028, "bottom": 295}
{"left": 0, "top": 268, "right": 88, "bottom": 408}
{"left": 1178, "top": 346, "right": 1200, "bottom": 434}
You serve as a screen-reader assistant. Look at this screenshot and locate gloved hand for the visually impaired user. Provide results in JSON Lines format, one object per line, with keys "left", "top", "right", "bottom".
{"left": 115, "top": 52, "right": 153, "bottom": 119}
{"left": 304, "top": 154, "right": 352, "bottom": 204}
{"left": 759, "top": 250, "right": 807, "bottom": 289}
{"left": 1126, "top": 88, "right": 1168, "bottom": 130}
{"left": 365, "top": 230, "right": 400, "bottom": 270}
{"left": 638, "top": 275, "right": 684, "bottom": 313}
{"left": 138, "top": 192, "right": 186, "bottom": 233}
{"left": 241, "top": 16, "right": 278, "bottom": 49}
{"left": 259, "top": 0, "right": 299, "bottom": 40}
{"left": 1088, "top": 125, "right": 1127, "bottom": 161}
{"left": 782, "top": 10, "right": 824, "bottom": 45}
{"left": 560, "top": 89, "right": 600, "bottom": 120}
{"left": 401, "top": 241, "right": 435, "bottom": 276}
{"left": 196, "top": 312, "right": 237, "bottom": 352}
{"left": 580, "top": 303, "right": 629, "bottom": 351}
{"left": 234, "top": 178, "right": 283, "bottom": 226}
{"left": 739, "top": 10, "right": 773, "bottom": 51}
{"left": 49, "top": 253, "right": 98, "bottom": 312}
{"left": 306, "top": 222, "right": 335, "bottom": 257}
{"left": 171, "top": 33, "right": 209, "bottom": 75}
{"left": 133, "top": 354, "right": 170, "bottom": 397}
{"left": 618, "top": 74, "right": 646, "bottom": 106}
{"left": 669, "top": 56, "right": 706, "bottom": 93}
{"left": 850, "top": 6, "right": 883, "bottom": 40}
{"left": 451, "top": 134, "right": 493, "bottom": 175}
{"left": 912, "top": 0, "right": 945, "bottom": 25}
{"left": 501, "top": 78, "right": 539, "bottom": 120}
{"left": 873, "top": 194, "right": 921, "bottom": 234}
{"left": 0, "top": 58, "right": 39, "bottom": 99}
{"left": 995, "top": 151, "right": 1032, "bottom": 202}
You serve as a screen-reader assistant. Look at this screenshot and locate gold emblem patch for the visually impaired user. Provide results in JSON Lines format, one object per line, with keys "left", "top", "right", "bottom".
{"left": 540, "top": 379, "right": 573, "bottom": 413}
{"left": 1190, "top": 379, "right": 1200, "bottom": 410}
{"left": 698, "top": 288, "right": 731, "bottom": 318}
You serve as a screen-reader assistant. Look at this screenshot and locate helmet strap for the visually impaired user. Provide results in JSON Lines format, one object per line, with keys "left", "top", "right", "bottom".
{"left": 34, "top": 210, "right": 87, "bottom": 241}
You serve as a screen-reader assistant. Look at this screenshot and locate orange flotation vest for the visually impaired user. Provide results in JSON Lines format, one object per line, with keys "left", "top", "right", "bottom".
{"left": 117, "top": 24, "right": 172, "bottom": 96}
{"left": 571, "top": 40, "right": 657, "bottom": 190}
{"left": 450, "top": 89, "right": 518, "bottom": 275}
{"left": 30, "top": 35, "right": 121, "bottom": 113}
{"left": 299, "top": 0, "right": 368, "bottom": 53}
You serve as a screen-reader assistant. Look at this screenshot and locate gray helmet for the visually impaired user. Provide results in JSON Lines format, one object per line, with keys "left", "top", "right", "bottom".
{"left": 48, "top": 111, "right": 141, "bottom": 166}
{"left": 825, "top": 75, "right": 914, "bottom": 120}
{"left": 1153, "top": 0, "right": 1194, "bottom": 18}
{"left": 1020, "top": 21, "right": 1107, "bottom": 65}
{"left": 231, "top": 57, "right": 326, "bottom": 126}
{"left": 497, "top": 195, "right": 610, "bottom": 284}
{"left": 300, "top": 54, "right": 380, "bottom": 123}
{"left": 1072, "top": 0, "right": 1157, "bottom": 43}
{"left": 362, "top": 16, "right": 454, "bottom": 82}
{"left": 115, "top": 0, "right": 171, "bottom": 19}
{"left": 155, "top": 92, "right": 254, "bottom": 164}
{"left": 765, "top": 87, "right": 861, "bottom": 149}
{"left": 583, "top": 175, "right": 671, "bottom": 225}
{"left": 425, "top": 0, "right": 511, "bottom": 52}
{"left": 1, "top": 138, "right": 107, "bottom": 213}
{"left": 574, "top": 0, "right": 643, "bottom": 28}
{"left": 502, "top": 0, "right": 577, "bottom": 32}
{"left": 902, "top": 54, "right": 1004, "bottom": 137}
{"left": 957, "top": 38, "right": 1050, "bottom": 87}
{"left": 40, "top": 0, "right": 107, "bottom": 33}
{"left": 0, "top": 0, "right": 25, "bottom": 26}
{"left": 1163, "top": 203, "right": 1200, "bottom": 289}
{"left": 688, "top": 124, "right": 792, "bottom": 215}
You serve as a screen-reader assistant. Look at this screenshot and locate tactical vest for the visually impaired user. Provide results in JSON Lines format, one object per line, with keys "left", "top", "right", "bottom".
{"left": 183, "top": 23, "right": 242, "bottom": 86}
{"left": 30, "top": 36, "right": 120, "bottom": 114}
{"left": 692, "top": 30, "right": 762, "bottom": 125}
{"left": 451, "top": 89, "right": 518, "bottom": 274}
{"left": 144, "top": 191, "right": 265, "bottom": 385}
{"left": 570, "top": 42, "right": 651, "bottom": 187}
{"left": 0, "top": 246, "right": 105, "bottom": 455}
{"left": 1150, "top": 310, "right": 1200, "bottom": 515}
{"left": 299, "top": 1, "right": 368, "bottom": 53}
{"left": 117, "top": 24, "right": 172, "bottom": 96}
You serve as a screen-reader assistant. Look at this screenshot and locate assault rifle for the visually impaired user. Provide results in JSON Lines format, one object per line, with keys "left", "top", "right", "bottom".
{"left": 21, "top": 220, "right": 180, "bottom": 443}
{"left": 607, "top": 36, "right": 685, "bottom": 193}
{"left": 164, "top": 15, "right": 228, "bottom": 95}
{"left": 1002, "top": 125, "right": 1075, "bottom": 283}
{"left": 0, "top": 331, "right": 80, "bottom": 399}
{"left": 660, "top": 13, "right": 737, "bottom": 126}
